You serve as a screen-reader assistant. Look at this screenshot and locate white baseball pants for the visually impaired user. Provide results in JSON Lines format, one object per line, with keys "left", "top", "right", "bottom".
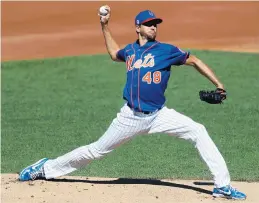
{"left": 44, "top": 103, "right": 230, "bottom": 188}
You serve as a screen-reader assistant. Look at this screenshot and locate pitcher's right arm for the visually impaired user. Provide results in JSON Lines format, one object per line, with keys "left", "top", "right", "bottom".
{"left": 99, "top": 5, "right": 122, "bottom": 62}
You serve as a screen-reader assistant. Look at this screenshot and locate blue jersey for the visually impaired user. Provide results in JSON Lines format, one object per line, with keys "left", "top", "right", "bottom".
{"left": 116, "top": 40, "right": 190, "bottom": 112}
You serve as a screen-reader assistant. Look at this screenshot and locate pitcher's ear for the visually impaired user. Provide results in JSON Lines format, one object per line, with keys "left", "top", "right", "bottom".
{"left": 135, "top": 25, "right": 141, "bottom": 32}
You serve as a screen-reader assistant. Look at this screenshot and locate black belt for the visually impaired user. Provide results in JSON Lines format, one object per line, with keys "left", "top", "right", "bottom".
{"left": 127, "top": 103, "right": 153, "bottom": 115}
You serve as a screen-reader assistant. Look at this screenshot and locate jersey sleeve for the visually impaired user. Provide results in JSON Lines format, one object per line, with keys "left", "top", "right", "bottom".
{"left": 116, "top": 48, "right": 126, "bottom": 62}
{"left": 169, "top": 45, "right": 190, "bottom": 66}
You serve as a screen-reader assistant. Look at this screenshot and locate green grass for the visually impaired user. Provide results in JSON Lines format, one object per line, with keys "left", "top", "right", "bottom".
{"left": 1, "top": 50, "right": 259, "bottom": 181}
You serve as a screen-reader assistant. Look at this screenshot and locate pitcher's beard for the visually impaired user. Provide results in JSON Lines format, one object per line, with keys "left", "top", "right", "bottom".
{"left": 139, "top": 32, "right": 157, "bottom": 41}
{"left": 147, "top": 33, "right": 156, "bottom": 41}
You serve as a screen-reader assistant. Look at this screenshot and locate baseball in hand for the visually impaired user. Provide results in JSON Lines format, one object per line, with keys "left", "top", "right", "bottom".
{"left": 99, "top": 6, "right": 109, "bottom": 16}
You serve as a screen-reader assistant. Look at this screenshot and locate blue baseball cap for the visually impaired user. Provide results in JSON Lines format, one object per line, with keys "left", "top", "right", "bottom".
{"left": 135, "top": 10, "right": 163, "bottom": 25}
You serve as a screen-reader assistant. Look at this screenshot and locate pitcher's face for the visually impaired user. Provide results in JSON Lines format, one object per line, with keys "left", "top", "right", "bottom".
{"left": 136, "top": 21, "right": 158, "bottom": 40}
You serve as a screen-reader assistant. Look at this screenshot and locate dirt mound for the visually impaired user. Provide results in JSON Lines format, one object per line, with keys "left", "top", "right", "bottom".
{"left": 1, "top": 174, "right": 258, "bottom": 203}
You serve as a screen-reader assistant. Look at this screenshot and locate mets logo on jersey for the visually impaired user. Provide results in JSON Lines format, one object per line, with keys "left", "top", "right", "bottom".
{"left": 126, "top": 54, "right": 155, "bottom": 71}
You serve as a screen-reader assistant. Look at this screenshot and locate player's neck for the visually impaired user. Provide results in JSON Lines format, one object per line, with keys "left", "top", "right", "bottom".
{"left": 138, "top": 37, "right": 148, "bottom": 47}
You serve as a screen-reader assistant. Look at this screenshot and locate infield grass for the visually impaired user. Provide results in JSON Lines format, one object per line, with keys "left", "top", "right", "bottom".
{"left": 2, "top": 50, "right": 259, "bottom": 181}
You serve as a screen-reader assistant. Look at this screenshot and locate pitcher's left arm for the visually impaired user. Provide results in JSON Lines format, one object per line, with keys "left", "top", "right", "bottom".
{"left": 184, "top": 55, "right": 224, "bottom": 90}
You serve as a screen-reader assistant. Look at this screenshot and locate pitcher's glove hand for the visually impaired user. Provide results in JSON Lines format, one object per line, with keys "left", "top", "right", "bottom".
{"left": 199, "top": 88, "right": 227, "bottom": 104}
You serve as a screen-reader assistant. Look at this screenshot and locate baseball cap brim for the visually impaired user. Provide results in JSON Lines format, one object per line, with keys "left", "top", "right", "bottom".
{"left": 141, "top": 18, "right": 163, "bottom": 25}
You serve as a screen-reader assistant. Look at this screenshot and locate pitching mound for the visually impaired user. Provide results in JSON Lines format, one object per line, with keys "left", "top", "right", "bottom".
{"left": 1, "top": 174, "right": 258, "bottom": 203}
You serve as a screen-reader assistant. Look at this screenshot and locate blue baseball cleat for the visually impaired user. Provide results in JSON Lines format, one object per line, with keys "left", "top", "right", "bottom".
{"left": 213, "top": 185, "right": 246, "bottom": 200}
{"left": 19, "top": 158, "right": 48, "bottom": 181}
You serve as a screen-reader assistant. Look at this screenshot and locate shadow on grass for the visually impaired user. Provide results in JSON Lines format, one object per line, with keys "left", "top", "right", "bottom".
{"left": 48, "top": 178, "right": 213, "bottom": 195}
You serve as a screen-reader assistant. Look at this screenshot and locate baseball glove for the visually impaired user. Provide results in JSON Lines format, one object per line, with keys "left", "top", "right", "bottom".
{"left": 199, "top": 88, "right": 227, "bottom": 104}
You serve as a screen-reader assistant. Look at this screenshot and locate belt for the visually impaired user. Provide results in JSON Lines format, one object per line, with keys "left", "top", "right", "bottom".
{"left": 127, "top": 103, "right": 154, "bottom": 115}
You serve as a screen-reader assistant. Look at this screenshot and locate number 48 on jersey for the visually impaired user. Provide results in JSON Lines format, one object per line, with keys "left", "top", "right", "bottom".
{"left": 142, "top": 71, "right": 161, "bottom": 84}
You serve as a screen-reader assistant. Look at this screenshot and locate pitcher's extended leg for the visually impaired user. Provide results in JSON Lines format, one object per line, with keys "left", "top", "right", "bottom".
{"left": 149, "top": 107, "right": 230, "bottom": 188}
{"left": 43, "top": 105, "right": 145, "bottom": 179}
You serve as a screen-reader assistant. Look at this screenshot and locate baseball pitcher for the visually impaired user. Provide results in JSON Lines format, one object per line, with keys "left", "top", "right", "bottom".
{"left": 19, "top": 6, "right": 246, "bottom": 200}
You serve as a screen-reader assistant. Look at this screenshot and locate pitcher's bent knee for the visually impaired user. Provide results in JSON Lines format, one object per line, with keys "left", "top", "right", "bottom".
{"left": 196, "top": 123, "right": 207, "bottom": 134}
{"left": 187, "top": 123, "right": 208, "bottom": 142}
